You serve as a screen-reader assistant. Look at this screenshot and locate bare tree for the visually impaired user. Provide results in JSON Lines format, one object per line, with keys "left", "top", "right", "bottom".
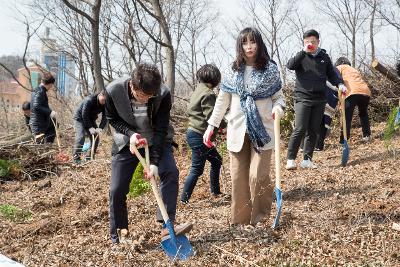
{"left": 240, "top": 0, "right": 297, "bottom": 84}
{"left": 315, "top": 0, "right": 370, "bottom": 67}
{"left": 61, "top": 0, "right": 104, "bottom": 93}
{"left": 134, "top": 0, "right": 176, "bottom": 95}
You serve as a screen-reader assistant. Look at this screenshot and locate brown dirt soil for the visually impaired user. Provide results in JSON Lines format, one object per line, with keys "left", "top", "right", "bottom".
{"left": 1, "top": 122, "right": 399, "bottom": 266}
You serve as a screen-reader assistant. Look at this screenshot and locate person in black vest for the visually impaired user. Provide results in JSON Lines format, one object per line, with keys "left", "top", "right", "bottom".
{"left": 21, "top": 101, "right": 31, "bottom": 133}
{"left": 105, "top": 63, "right": 193, "bottom": 244}
{"left": 30, "top": 72, "right": 57, "bottom": 143}
{"left": 73, "top": 91, "right": 107, "bottom": 163}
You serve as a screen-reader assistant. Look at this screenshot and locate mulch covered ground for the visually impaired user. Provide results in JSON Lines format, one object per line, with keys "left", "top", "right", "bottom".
{"left": 0, "top": 122, "right": 399, "bottom": 266}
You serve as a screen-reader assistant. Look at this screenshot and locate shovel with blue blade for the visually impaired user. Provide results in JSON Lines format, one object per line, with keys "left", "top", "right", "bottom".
{"left": 272, "top": 113, "right": 282, "bottom": 229}
{"left": 130, "top": 143, "right": 194, "bottom": 261}
{"left": 339, "top": 92, "right": 350, "bottom": 166}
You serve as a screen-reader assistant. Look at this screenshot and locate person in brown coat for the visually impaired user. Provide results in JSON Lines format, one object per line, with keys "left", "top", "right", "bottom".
{"left": 335, "top": 57, "right": 371, "bottom": 142}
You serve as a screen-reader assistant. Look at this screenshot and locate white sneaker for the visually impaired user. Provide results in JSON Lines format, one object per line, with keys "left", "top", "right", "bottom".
{"left": 286, "top": 159, "right": 296, "bottom": 170}
{"left": 300, "top": 159, "right": 317, "bottom": 169}
{"left": 362, "top": 136, "right": 371, "bottom": 142}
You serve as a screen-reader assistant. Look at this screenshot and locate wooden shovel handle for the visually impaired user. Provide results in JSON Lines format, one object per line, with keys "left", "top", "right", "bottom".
{"left": 274, "top": 114, "right": 281, "bottom": 189}
{"left": 90, "top": 134, "right": 99, "bottom": 160}
{"left": 50, "top": 117, "right": 61, "bottom": 150}
{"left": 340, "top": 93, "right": 348, "bottom": 141}
{"left": 130, "top": 143, "right": 170, "bottom": 223}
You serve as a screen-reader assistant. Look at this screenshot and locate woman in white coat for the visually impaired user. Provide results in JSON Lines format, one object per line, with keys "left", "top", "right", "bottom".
{"left": 203, "top": 27, "right": 285, "bottom": 225}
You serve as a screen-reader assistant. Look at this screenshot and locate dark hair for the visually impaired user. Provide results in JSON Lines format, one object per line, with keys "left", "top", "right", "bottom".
{"left": 303, "top": 29, "right": 320, "bottom": 40}
{"left": 41, "top": 72, "right": 55, "bottom": 85}
{"left": 196, "top": 64, "right": 221, "bottom": 88}
{"left": 335, "top": 57, "right": 351, "bottom": 67}
{"left": 22, "top": 101, "right": 30, "bottom": 110}
{"left": 131, "top": 63, "right": 161, "bottom": 95}
{"left": 232, "top": 27, "right": 270, "bottom": 71}
{"left": 396, "top": 60, "right": 400, "bottom": 77}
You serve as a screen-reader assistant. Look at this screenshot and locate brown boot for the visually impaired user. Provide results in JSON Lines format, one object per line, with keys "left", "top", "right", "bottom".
{"left": 160, "top": 222, "right": 193, "bottom": 238}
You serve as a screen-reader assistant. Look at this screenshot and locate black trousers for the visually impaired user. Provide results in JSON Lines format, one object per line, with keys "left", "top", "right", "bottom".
{"left": 109, "top": 144, "right": 179, "bottom": 242}
{"left": 340, "top": 94, "right": 371, "bottom": 141}
{"left": 287, "top": 100, "right": 325, "bottom": 160}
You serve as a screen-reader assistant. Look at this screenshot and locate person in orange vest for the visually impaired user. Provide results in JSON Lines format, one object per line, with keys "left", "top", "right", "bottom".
{"left": 335, "top": 57, "right": 371, "bottom": 142}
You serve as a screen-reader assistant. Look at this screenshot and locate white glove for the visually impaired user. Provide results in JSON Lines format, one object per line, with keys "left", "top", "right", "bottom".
{"left": 203, "top": 125, "right": 215, "bottom": 148}
{"left": 129, "top": 133, "right": 147, "bottom": 152}
{"left": 50, "top": 111, "right": 57, "bottom": 118}
{"left": 272, "top": 105, "right": 284, "bottom": 120}
{"left": 338, "top": 84, "right": 347, "bottom": 95}
{"left": 95, "top": 128, "right": 102, "bottom": 134}
{"left": 144, "top": 164, "right": 158, "bottom": 180}
{"left": 89, "top": 127, "right": 96, "bottom": 135}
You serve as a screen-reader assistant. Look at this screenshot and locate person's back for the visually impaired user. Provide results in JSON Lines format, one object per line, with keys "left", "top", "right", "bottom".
{"left": 187, "top": 83, "right": 217, "bottom": 134}
{"left": 74, "top": 94, "right": 106, "bottom": 128}
{"left": 30, "top": 85, "right": 50, "bottom": 134}
{"left": 335, "top": 57, "right": 371, "bottom": 142}
{"left": 336, "top": 64, "right": 370, "bottom": 97}
{"left": 30, "top": 72, "right": 57, "bottom": 143}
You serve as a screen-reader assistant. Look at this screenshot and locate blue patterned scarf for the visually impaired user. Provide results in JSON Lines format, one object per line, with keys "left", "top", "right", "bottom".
{"left": 220, "top": 62, "right": 282, "bottom": 152}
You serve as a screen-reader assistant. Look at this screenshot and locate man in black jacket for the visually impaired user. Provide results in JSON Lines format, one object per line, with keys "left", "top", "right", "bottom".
{"left": 286, "top": 29, "right": 346, "bottom": 170}
{"left": 30, "top": 72, "right": 57, "bottom": 143}
{"left": 73, "top": 91, "right": 107, "bottom": 163}
{"left": 105, "top": 63, "right": 192, "bottom": 244}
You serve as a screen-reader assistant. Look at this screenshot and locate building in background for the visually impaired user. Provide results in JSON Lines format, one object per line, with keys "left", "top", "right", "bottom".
{"left": 40, "top": 27, "right": 77, "bottom": 96}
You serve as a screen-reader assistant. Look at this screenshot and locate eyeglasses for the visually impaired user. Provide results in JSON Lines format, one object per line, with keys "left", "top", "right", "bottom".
{"left": 130, "top": 81, "right": 154, "bottom": 102}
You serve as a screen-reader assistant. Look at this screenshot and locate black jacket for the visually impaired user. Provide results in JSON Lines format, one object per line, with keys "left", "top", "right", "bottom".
{"left": 30, "top": 85, "right": 52, "bottom": 135}
{"left": 74, "top": 94, "right": 107, "bottom": 130}
{"left": 105, "top": 77, "right": 174, "bottom": 166}
{"left": 287, "top": 49, "right": 343, "bottom": 102}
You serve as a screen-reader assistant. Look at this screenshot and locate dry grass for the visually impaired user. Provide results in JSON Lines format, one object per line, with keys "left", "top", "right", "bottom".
{"left": 0, "top": 121, "right": 399, "bottom": 266}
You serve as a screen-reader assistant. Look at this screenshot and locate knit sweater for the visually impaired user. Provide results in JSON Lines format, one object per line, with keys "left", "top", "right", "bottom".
{"left": 187, "top": 83, "right": 226, "bottom": 136}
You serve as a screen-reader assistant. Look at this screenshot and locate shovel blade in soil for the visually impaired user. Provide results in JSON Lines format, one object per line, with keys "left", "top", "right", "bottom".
{"left": 82, "top": 142, "right": 90, "bottom": 152}
{"left": 272, "top": 186, "right": 282, "bottom": 229}
{"left": 161, "top": 234, "right": 194, "bottom": 260}
{"left": 341, "top": 140, "right": 349, "bottom": 166}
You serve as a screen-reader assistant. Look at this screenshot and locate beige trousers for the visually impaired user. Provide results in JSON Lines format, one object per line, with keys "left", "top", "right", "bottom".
{"left": 229, "top": 134, "right": 273, "bottom": 225}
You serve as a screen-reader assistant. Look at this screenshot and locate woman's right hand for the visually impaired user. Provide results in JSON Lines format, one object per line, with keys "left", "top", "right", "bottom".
{"left": 203, "top": 125, "right": 215, "bottom": 148}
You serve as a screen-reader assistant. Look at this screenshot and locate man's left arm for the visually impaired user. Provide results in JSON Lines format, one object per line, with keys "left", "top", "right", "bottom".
{"left": 150, "top": 92, "right": 172, "bottom": 166}
{"left": 326, "top": 56, "right": 344, "bottom": 86}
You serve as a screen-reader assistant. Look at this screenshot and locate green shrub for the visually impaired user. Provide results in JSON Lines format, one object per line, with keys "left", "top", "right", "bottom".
{"left": 128, "top": 163, "right": 151, "bottom": 198}
{"left": 0, "top": 159, "right": 20, "bottom": 178}
{"left": 0, "top": 204, "right": 31, "bottom": 222}
{"left": 384, "top": 105, "right": 400, "bottom": 149}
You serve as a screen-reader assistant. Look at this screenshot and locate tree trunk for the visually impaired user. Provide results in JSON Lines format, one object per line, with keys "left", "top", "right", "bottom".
{"left": 149, "top": 0, "right": 175, "bottom": 99}
{"left": 370, "top": 0, "right": 377, "bottom": 61}
{"left": 92, "top": 1, "right": 104, "bottom": 93}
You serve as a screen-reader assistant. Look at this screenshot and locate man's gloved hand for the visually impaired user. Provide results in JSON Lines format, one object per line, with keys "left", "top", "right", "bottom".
{"left": 89, "top": 127, "right": 96, "bottom": 135}
{"left": 50, "top": 111, "right": 57, "bottom": 118}
{"left": 95, "top": 128, "right": 102, "bottom": 134}
{"left": 144, "top": 164, "right": 158, "bottom": 180}
{"left": 129, "top": 133, "right": 147, "bottom": 153}
{"left": 203, "top": 125, "right": 215, "bottom": 148}
{"left": 272, "top": 105, "right": 284, "bottom": 120}
{"left": 338, "top": 84, "right": 348, "bottom": 96}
